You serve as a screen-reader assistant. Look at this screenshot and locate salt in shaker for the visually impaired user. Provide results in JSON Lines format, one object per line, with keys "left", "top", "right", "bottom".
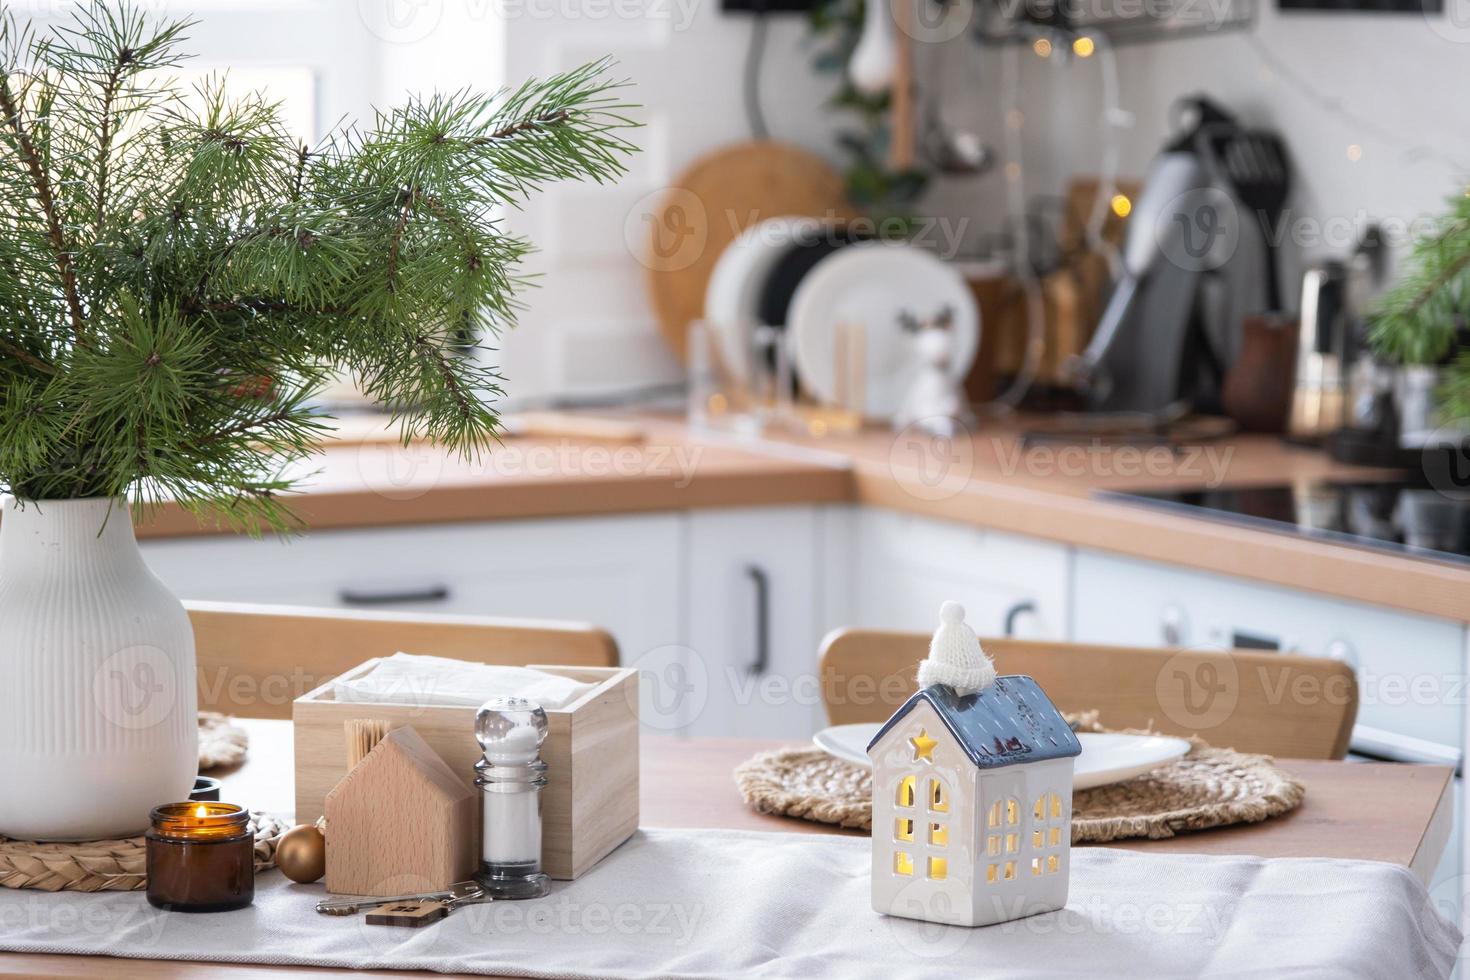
{"left": 472, "top": 696, "right": 551, "bottom": 900}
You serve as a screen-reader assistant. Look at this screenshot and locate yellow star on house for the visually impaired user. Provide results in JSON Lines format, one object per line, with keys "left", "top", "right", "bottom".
{"left": 910, "top": 729, "right": 938, "bottom": 763}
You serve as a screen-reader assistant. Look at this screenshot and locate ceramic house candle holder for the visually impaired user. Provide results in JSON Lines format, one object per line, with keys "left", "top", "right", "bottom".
{"left": 868, "top": 602, "right": 1081, "bottom": 928}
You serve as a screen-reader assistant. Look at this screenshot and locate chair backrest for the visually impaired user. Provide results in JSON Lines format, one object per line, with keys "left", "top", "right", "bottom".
{"left": 188, "top": 601, "right": 619, "bottom": 719}
{"left": 819, "top": 628, "right": 1358, "bottom": 759}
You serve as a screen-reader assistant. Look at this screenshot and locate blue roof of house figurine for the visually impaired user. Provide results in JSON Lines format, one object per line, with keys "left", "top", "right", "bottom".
{"left": 866, "top": 676, "right": 1082, "bottom": 770}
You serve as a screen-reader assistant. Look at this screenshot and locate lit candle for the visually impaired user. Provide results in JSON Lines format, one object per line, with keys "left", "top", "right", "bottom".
{"left": 145, "top": 802, "right": 254, "bottom": 912}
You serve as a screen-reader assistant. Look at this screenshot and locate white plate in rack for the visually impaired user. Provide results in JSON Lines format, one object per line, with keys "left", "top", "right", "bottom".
{"left": 813, "top": 724, "right": 1191, "bottom": 791}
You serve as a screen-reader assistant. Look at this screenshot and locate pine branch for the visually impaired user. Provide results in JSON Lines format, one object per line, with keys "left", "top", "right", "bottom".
{"left": 0, "top": 1, "right": 639, "bottom": 522}
{"left": 0, "top": 74, "right": 87, "bottom": 341}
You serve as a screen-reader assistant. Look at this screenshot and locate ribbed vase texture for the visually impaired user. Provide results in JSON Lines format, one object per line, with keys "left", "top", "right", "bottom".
{"left": 0, "top": 497, "right": 197, "bottom": 840}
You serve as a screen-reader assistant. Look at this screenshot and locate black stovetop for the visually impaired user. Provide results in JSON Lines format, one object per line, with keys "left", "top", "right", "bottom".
{"left": 1100, "top": 479, "right": 1470, "bottom": 567}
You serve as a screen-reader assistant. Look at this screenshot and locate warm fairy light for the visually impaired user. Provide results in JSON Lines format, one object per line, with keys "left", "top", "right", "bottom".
{"left": 1072, "top": 36, "right": 1095, "bottom": 57}
{"left": 1346, "top": 144, "right": 1363, "bottom": 162}
{"left": 1006, "top": 109, "right": 1024, "bottom": 129}
{"left": 808, "top": 418, "right": 829, "bottom": 438}
{"left": 707, "top": 392, "right": 728, "bottom": 415}
{"left": 1110, "top": 193, "right": 1132, "bottom": 218}
{"left": 1032, "top": 38, "right": 1052, "bottom": 58}
{"left": 1004, "top": 162, "right": 1021, "bottom": 181}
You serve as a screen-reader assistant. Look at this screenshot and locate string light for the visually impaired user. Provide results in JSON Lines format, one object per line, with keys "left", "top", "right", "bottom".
{"left": 1006, "top": 109, "right": 1024, "bottom": 129}
{"left": 1005, "top": 161, "right": 1022, "bottom": 180}
{"left": 1109, "top": 193, "right": 1132, "bottom": 218}
{"left": 1346, "top": 144, "right": 1363, "bottom": 162}
{"left": 1072, "top": 36, "right": 1095, "bottom": 58}
{"left": 1032, "top": 38, "right": 1052, "bottom": 58}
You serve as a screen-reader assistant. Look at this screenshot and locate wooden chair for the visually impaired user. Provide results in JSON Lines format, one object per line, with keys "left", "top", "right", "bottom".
{"left": 187, "top": 601, "right": 619, "bottom": 720}
{"left": 819, "top": 629, "right": 1358, "bottom": 759}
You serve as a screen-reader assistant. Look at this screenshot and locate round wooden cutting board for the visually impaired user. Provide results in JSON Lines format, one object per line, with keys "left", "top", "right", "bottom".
{"left": 640, "top": 140, "right": 854, "bottom": 362}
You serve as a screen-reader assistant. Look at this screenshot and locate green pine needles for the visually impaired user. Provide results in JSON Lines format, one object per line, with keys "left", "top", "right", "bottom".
{"left": 0, "top": 2, "right": 637, "bottom": 530}
{"left": 1370, "top": 191, "right": 1470, "bottom": 423}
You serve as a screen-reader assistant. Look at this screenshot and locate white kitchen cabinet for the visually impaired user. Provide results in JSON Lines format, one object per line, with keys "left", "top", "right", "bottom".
{"left": 844, "top": 508, "right": 1072, "bottom": 641}
{"left": 1071, "top": 550, "right": 1468, "bottom": 751}
{"left": 139, "top": 514, "right": 684, "bottom": 668}
{"left": 680, "top": 506, "right": 827, "bottom": 739}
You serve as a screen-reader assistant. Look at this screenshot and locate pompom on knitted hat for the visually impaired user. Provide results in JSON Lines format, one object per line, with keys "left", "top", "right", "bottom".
{"left": 915, "top": 601, "right": 997, "bottom": 696}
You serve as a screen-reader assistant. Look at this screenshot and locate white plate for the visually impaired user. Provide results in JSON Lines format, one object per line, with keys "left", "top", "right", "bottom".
{"left": 703, "top": 216, "right": 836, "bottom": 383}
{"left": 787, "top": 241, "right": 979, "bottom": 418}
{"left": 812, "top": 724, "right": 1191, "bottom": 792}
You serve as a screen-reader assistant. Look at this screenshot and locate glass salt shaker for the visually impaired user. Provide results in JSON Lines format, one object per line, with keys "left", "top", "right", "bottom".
{"left": 473, "top": 696, "right": 551, "bottom": 900}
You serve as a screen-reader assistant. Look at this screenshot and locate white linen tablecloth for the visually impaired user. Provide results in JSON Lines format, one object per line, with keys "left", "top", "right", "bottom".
{"left": 0, "top": 828, "right": 1459, "bottom": 979}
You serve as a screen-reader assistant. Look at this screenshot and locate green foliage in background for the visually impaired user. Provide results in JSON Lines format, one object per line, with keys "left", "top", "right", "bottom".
{"left": 807, "top": 0, "right": 928, "bottom": 229}
{"left": 0, "top": 2, "right": 637, "bottom": 530}
{"left": 1370, "top": 191, "right": 1470, "bottom": 422}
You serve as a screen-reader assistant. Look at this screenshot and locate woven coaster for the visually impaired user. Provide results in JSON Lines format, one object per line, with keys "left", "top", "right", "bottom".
{"left": 198, "top": 711, "right": 249, "bottom": 771}
{"left": 0, "top": 812, "right": 291, "bottom": 893}
{"left": 734, "top": 725, "right": 1305, "bottom": 842}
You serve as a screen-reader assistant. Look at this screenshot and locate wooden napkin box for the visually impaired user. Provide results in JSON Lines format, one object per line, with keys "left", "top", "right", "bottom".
{"left": 293, "top": 661, "right": 639, "bottom": 880}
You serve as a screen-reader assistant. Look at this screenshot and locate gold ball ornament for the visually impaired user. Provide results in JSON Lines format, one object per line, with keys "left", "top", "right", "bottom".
{"left": 274, "top": 824, "right": 326, "bottom": 884}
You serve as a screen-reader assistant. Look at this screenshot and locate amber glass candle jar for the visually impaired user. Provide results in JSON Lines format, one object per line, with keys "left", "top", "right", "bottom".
{"left": 145, "top": 803, "right": 254, "bottom": 912}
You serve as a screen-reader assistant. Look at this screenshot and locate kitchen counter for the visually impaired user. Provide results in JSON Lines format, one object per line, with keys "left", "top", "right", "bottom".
{"left": 132, "top": 412, "right": 1470, "bottom": 623}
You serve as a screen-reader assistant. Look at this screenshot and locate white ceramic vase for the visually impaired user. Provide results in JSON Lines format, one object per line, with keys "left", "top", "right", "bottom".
{"left": 0, "top": 497, "right": 197, "bottom": 840}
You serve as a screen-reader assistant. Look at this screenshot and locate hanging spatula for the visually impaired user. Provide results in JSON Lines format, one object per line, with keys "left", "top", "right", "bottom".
{"left": 1221, "top": 131, "right": 1292, "bottom": 312}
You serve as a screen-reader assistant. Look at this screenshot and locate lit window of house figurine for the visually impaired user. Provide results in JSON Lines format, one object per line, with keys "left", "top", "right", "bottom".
{"left": 868, "top": 601, "right": 1082, "bottom": 927}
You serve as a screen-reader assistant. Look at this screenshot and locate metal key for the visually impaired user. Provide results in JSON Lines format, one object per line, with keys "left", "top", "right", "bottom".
{"left": 316, "top": 881, "right": 484, "bottom": 916}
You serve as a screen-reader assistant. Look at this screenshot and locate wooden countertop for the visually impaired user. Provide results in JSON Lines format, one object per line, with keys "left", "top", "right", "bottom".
{"left": 131, "top": 412, "right": 1470, "bottom": 623}
{"left": 2, "top": 719, "right": 1453, "bottom": 980}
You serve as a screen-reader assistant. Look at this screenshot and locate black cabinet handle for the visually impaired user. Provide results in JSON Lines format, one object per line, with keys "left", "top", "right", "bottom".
{"left": 745, "top": 564, "right": 770, "bottom": 677}
{"left": 338, "top": 583, "right": 451, "bottom": 606}
{"left": 1003, "top": 600, "right": 1037, "bottom": 637}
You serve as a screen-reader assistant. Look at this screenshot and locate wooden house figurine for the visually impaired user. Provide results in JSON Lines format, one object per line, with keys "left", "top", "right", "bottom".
{"left": 867, "top": 602, "right": 1081, "bottom": 927}
{"left": 325, "top": 725, "right": 476, "bottom": 896}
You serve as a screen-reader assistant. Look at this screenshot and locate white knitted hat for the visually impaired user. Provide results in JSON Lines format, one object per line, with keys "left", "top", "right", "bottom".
{"left": 915, "top": 601, "right": 996, "bottom": 696}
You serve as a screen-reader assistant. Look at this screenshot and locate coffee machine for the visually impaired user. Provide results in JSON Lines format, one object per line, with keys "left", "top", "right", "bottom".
{"left": 1067, "top": 98, "right": 1272, "bottom": 416}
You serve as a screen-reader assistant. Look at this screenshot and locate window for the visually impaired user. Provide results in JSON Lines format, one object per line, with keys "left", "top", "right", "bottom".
{"left": 895, "top": 851, "right": 913, "bottom": 876}
{"left": 929, "top": 822, "right": 948, "bottom": 846}
{"left": 897, "top": 776, "right": 916, "bottom": 808}
{"left": 928, "top": 779, "right": 948, "bottom": 813}
{"left": 1029, "top": 788, "right": 1067, "bottom": 875}
{"left": 927, "top": 857, "right": 947, "bottom": 880}
{"left": 896, "top": 819, "right": 914, "bottom": 842}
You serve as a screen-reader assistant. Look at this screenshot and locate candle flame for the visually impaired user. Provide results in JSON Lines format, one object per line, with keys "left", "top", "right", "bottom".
{"left": 194, "top": 804, "right": 209, "bottom": 819}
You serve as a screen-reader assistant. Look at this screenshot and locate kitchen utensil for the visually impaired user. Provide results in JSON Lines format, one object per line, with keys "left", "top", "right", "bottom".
{"left": 812, "top": 725, "right": 1192, "bottom": 790}
{"left": 1222, "top": 313, "right": 1298, "bottom": 433}
{"left": 788, "top": 241, "right": 979, "bottom": 417}
{"left": 316, "top": 881, "right": 484, "bottom": 916}
{"left": 1288, "top": 261, "right": 1348, "bottom": 440}
{"left": 756, "top": 232, "right": 863, "bottom": 331}
{"left": 1220, "top": 130, "right": 1291, "bottom": 311}
{"left": 643, "top": 141, "right": 855, "bottom": 362}
{"left": 921, "top": 40, "right": 991, "bottom": 177}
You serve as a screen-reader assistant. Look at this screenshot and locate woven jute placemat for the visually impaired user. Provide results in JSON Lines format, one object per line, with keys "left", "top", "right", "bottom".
{"left": 734, "top": 720, "right": 1305, "bottom": 841}
{"left": 0, "top": 812, "right": 291, "bottom": 892}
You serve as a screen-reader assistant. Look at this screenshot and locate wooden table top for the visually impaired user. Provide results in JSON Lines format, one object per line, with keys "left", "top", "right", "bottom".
{"left": 3, "top": 720, "right": 1454, "bottom": 979}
